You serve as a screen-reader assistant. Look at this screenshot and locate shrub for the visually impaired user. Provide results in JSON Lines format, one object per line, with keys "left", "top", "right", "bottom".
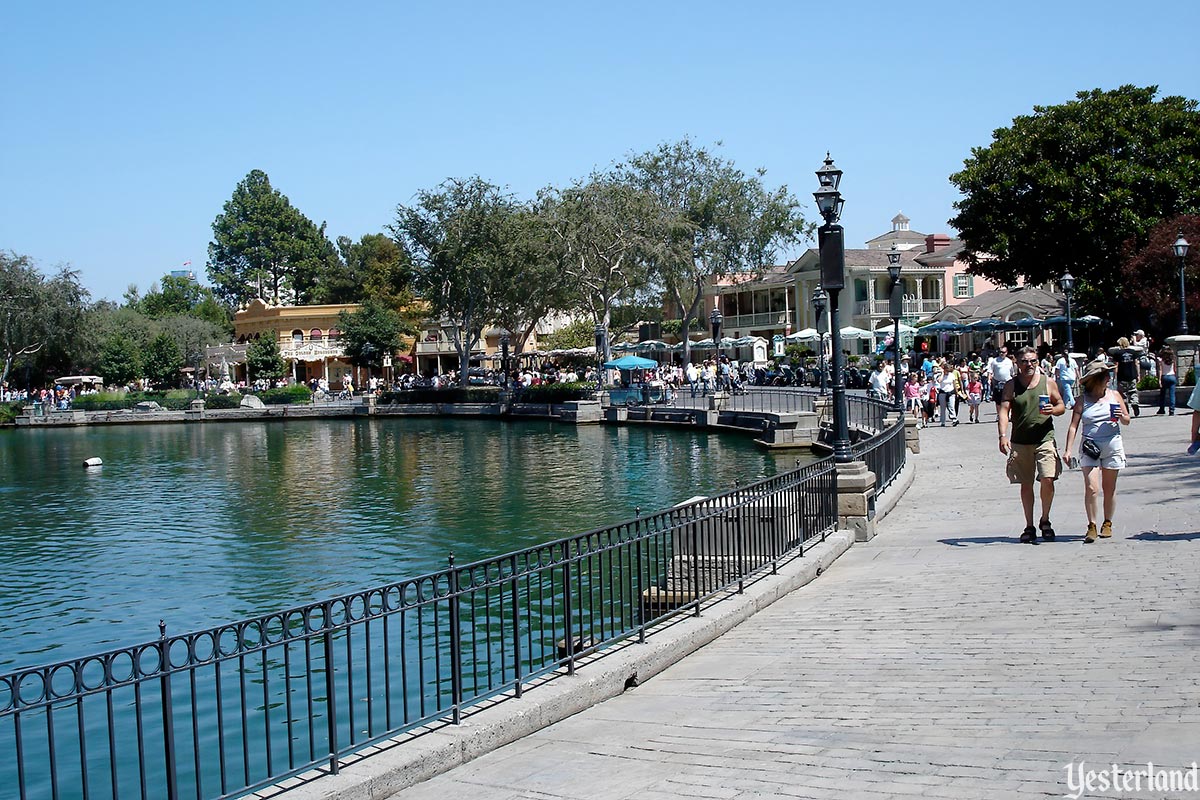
{"left": 381, "top": 387, "right": 501, "bottom": 405}
{"left": 516, "top": 382, "right": 596, "bottom": 404}
{"left": 0, "top": 402, "right": 24, "bottom": 424}
{"left": 72, "top": 392, "right": 136, "bottom": 411}
{"left": 202, "top": 393, "right": 243, "bottom": 409}
{"left": 258, "top": 385, "right": 313, "bottom": 405}
{"left": 1137, "top": 375, "right": 1160, "bottom": 391}
{"left": 1186, "top": 368, "right": 1196, "bottom": 387}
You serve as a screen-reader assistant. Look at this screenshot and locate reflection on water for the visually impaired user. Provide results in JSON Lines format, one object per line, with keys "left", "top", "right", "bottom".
{"left": 0, "top": 418, "right": 808, "bottom": 672}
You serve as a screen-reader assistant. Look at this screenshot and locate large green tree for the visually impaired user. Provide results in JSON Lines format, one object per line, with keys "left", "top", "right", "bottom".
{"left": 491, "top": 205, "right": 576, "bottom": 353}
{"left": 207, "top": 170, "right": 340, "bottom": 307}
{"left": 540, "top": 177, "right": 659, "bottom": 362}
{"left": 392, "top": 177, "right": 517, "bottom": 384}
{"left": 321, "top": 233, "right": 413, "bottom": 306}
{"left": 949, "top": 85, "right": 1200, "bottom": 323}
{"left": 0, "top": 252, "right": 89, "bottom": 389}
{"left": 138, "top": 274, "right": 231, "bottom": 331}
{"left": 142, "top": 333, "right": 184, "bottom": 388}
{"left": 97, "top": 333, "right": 142, "bottom": 386}
{"left": 245, "top": 334, "right": 287, "bottom": 383}
{"left": 619, "top": 139, "right": 811, "bottom": 366}
{"left": 338, "top": 299, "right": 409, "bottom": 372}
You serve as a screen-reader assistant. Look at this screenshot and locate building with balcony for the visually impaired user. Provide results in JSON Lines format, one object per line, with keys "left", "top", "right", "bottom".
{"left": 205, "top": 299, "right": 415, "bottom": 386}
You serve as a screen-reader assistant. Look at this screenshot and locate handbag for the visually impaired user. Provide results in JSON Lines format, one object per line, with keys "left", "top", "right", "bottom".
{"left": 1081, "top": 437, "right": 1102, "bottom": 459}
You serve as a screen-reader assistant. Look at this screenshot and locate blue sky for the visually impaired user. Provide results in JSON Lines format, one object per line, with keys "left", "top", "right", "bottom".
{"left": 3, "top": 1, "right": 1198, "bottom": 302}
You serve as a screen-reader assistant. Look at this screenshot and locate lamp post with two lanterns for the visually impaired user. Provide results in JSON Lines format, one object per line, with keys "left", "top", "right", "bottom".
{"left": 812, "top": 153, "right": 851, "bottom": 463}
{"left": 1058, "top": 272, "right": 1075, "bottom": 357}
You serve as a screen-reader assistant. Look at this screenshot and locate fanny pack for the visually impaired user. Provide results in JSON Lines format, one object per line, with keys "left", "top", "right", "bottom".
{"left": 1081, "top": 438, "right": 1102, "bottom": 459}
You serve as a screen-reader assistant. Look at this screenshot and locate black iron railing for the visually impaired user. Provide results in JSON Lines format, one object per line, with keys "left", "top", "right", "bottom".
{"left": 0, "top": 457, "right": 844, "bottom": 800}
{"left": 852, "top": 416, "right": 907, "bottom": 494}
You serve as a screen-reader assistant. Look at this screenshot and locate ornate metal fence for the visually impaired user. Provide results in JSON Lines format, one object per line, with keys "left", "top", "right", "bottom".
{"left": 0, "top": 459, "right": 839, "bottom": 800}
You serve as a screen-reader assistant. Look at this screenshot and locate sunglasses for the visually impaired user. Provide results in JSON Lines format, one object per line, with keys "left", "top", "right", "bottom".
{"left": 1018, "top": 359, "right": 1038, "bottom": 365}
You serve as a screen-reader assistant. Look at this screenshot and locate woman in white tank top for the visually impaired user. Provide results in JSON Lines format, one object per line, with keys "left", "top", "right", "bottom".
{"left": 1064, "top": 360, "right": 1130, "bottom": 543}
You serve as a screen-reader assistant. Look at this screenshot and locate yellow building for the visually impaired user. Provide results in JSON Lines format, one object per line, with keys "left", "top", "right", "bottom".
{"left": 205, "top": 299, "right": 413, "bottom": 386}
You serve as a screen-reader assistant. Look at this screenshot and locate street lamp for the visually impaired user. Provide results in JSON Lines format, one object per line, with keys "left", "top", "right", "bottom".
{"left": 887, "top": 244, "right": 903, "bottom": 413}
{"left": 813, "top": 153, "right": 851, "bottom": 463}
{"left": 499, "top": 332, "right": 510, "bottom": 389}
{"left": 1174, "top": 231, "right": 1190, "bottom": 335}
{"left": 812, "top": 288, "right": 828, "bottom": 396}
{"left": 1058, "top": 272, "right": 1075, "bottom": 357}
{"left": 710, "top": 306, "right": 723, "bottom": 343}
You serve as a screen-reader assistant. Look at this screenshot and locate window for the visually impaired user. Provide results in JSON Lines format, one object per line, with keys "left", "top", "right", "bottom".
{"left": 954, "top": 274, "right": 973, "bottom": 299}
{"left": 291, "top": 330, "right": 304, "bottom": 346}
{"left": 310, "top": 328, "right": 323, "bottom": 341}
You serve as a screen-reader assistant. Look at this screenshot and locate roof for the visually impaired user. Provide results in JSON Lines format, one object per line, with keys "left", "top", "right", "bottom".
{"left": 932, "top": 285, "right": 1066, "bottom": 322}
{"left": 913, "top": 239, "right": 967, "bottom": 265}
{"left": 865, "top": 229, "right": 927, "bottom": 245}
{"left": 789, "top": 248, "right": 930, "bottom": 272}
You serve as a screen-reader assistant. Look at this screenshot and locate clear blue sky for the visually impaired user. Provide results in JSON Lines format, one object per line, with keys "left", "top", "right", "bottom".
{"left": 3, "top": 1, "right": 1198, "bottom": 302}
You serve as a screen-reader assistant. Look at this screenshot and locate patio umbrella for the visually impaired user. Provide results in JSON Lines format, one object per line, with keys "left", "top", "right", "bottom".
{"left": 786, "top": 328, "right": 820, "bottom": 342}
{"left": 920, "top": 320, "right": 966, "bottom": 333}
{"left": 839, "top": 326, "right": 875, "bottom": 340}
{"left": 965, "top": 318, "right": 1004, "bottom": 332}
{"left": 873, "top": 322, "right": 918, "bottom": 336}
{"left": 602, "top": 354, "right": 659, "bottom": 370}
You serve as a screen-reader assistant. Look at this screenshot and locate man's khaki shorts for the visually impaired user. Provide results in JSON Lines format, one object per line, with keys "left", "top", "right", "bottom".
{"left": 1006, "top": 440, "right": 1062, "bottom": 484}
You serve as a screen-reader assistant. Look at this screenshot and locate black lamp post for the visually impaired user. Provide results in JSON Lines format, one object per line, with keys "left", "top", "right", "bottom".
{"left": 887, "top": 244, "right": 903, "bottom": 413}
{"left": 1058, "top": 272, "right": 1075, "bottom": 357}
{"left": 710, "top": 306, "right": 723, "bottom": 344}
{"left": 812, "top": 288, "right": 828, "bottom": 396}
{"left": 1174, "top": 231, "right": 1190, "bottom": 335}
{"left": 499, "top": 332, "right": 510, "bottom": 389}
{"left": 813, "top": 153, "right": 851, "bottom": 463}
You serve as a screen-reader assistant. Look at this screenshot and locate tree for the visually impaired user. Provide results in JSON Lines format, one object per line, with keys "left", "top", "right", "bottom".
{"left": 245, "top": 334, "right": 286, "bottom": 383}
{"left": 949, "top": 86, "right": 1200, "bottom": 324}
{"left": 491, "top": 205, "right": 577, "bottom": 353}
{"left": 0, "top": 252, "right": 89, "bottom": 390}
{"left": 1121, "top": 215, "right": 1200, "bottom": 333}
{"left": 207, "top": 170, "right": 341, "bottom": 307}
{"left": 338, "top": 299, "right": 409, "bottom": 371}
{"left": 541, "top": 176, "right": 659, "bottom": 362}
{"left": 157, "top": 315, "right": 227, "bottom": 376}
{"left": 392, "top": 177, "right": 516, "bottom": 385}
{"left": 142, "top": 333, "right": 184, "bottom": 388}
{"left": 619, "top": 138, "right": 811, "bottom": 366}
{"left": 321, "top": 233, "right": 413, "bottom": 306}
{"left": 97, "top": 333, "right": 142, "bottom": 386}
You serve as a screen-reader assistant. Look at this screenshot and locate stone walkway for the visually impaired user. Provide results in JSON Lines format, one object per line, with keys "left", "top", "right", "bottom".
{"left": 391, "top": 408, "right": 1200, "bottom": 800}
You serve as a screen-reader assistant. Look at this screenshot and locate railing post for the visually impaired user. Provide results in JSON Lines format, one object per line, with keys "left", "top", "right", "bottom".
{"left": 447, "top": 553, "right": 464, "bottom": 723}
{"left": 510, "top": 554, "right": 523, "bottom": 697}
{"left": 322, "top": 607, "right": 339, "bottom": 775}
{"left": 158, "top": 620, "right": 179, "bottom": 800}
{"left": 562, "top": 546, "right": 575, "bottom": 674}
{"left": 690, "top": 511, "right": 702, "bottom": 617}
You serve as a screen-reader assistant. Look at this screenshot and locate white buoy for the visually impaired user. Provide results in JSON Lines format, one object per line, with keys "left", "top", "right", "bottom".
{"left": 83, "top": 457, "right": 103, "bottom": 468}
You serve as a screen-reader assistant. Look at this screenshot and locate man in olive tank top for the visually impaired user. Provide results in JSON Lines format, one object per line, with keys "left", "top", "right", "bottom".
{"left": 998, "top": 345, "right": 1066, "bottom": 543}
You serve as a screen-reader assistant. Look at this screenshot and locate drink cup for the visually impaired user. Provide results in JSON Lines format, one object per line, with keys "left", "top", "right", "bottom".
{"left": 1038, "top": 394, "right": 1050, "bottom": 412}
{"left": 1110, "top": 402, "right": 1120, "bottom": 420}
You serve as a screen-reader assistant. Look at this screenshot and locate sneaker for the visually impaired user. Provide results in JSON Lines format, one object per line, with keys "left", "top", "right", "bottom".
{"left": 1019, "top": 526, "right": 1037, "bottom": 544}
{"left": 1189, "top": 442, "right": 1200, "bottom": 456}
{"left": 1084, "top": 523, "right": 1098, "bottom": 543}
{"left": 1133, "top": 405, "right": 1140, "bottom": 418}
{"left": 1156, "top": 409, "right": 1166, "bottom": 416}
{"left": 1100, "top": 520, "right": 1113, "bottom": 538}
{"left": 1039, "top": 519, "right": 1056, "bottom": 542}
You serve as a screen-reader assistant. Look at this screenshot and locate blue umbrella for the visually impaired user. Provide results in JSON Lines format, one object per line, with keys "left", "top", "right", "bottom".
{"left": 602, "top": 354, "right": 659, "bottom": 370}
{"left": 920, "top": 320, "right": 966, "bottom": 333}
{"left": 965, "top": 318, "right": 1004, "bottom": 332}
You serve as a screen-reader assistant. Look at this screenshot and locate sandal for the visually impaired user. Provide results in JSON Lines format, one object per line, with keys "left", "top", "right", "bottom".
{"left": 1039, "top": 519, "right": 1055, "bottom": 542}
{"left": 1019, "top": 526, "right": 1037, "bottom": 544}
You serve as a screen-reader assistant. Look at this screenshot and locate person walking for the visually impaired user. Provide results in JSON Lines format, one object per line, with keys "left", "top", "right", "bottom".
{"left": 1156, "top": 346, "right": 1177, "bottom": 415}
{"left": 998, "top": 345, "right": 1067, "bottom": 544}
{"left": 1054, "top": 349, "right": 1078, "bottom": 409}
{"left": 935, "top": 363, "right": 959, "bottom": 427}
{"left": 1063, "top": 360, "right": 1130, "bottom": 543}
{"left": 1111, "top": 337, "right": 1142, "bottom": 417}
{"left": 987, "top": 345, "right": 1015, "bottom": 418}
{"left": 966, "top": 371, "right": 983, "bottom": 423}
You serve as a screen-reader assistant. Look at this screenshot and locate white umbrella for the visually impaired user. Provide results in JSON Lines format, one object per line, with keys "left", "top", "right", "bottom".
{"left": 873, "top": 322, "right": 918, "bottom": 335}
{"left": 839, "top": 326, "right": 875, "bottom": 341}
{"left": 786, "top": 328, "right": 820, "bottom": 342}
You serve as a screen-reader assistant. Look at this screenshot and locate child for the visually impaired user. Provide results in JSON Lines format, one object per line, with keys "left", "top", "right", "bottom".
{"left": 967, "top": 371, "right": 983, "bottom": 423}
{"left": 922, "top": 374, "right": 937, "bottom": 428}
{"left": 904, "top": 373, "right": 922, "bottom": 417}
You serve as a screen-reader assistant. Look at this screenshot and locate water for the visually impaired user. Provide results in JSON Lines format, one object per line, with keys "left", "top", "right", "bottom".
{"left": 0, "top": 417, "right": 805, "bottom": 674}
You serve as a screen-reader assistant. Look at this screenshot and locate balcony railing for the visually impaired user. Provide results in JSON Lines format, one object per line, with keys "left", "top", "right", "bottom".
{"left": 853, "top": 298, "right": 944, "bottom": 317}
{"left": 724, "top": 312, "right": 791, "bottom": 330}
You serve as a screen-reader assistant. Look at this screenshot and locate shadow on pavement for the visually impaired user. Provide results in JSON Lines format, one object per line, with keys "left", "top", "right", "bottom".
{"left": 1129, "top": 530, "right": 1200, "bottom": 542}
{"left": 938, "top": 534, "right": 1088, "bottom": 546}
